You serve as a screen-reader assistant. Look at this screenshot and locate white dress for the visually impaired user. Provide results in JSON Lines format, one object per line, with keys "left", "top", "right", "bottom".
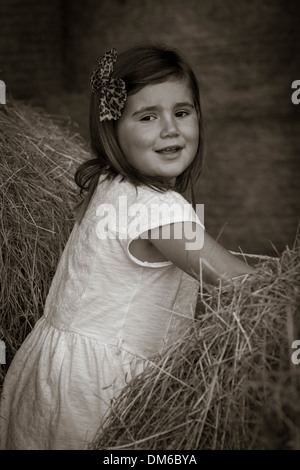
{"left": 0, "top": 175, "right": 202, "bottom": 450}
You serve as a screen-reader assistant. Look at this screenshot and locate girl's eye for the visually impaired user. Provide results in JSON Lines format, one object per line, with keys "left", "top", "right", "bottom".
{"left": 175, "top": 110, "right": 189, "bottom": 118}
{"left": 140, "top": 115, "right": 155, "bottom": 122}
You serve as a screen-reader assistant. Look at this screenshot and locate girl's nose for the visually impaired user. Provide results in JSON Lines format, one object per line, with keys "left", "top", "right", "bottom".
{"left": 160, "top": 115, "right": 180, "bottom": 138}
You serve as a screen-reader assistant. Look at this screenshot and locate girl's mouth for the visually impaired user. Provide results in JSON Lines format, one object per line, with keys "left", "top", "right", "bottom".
{"left": 156, "top": 146, "right": 182, "bottom": 154}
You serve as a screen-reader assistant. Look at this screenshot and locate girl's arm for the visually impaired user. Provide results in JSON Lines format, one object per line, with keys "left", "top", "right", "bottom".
{"left": 147, "top": 222, "right": 255, "bottom": 285}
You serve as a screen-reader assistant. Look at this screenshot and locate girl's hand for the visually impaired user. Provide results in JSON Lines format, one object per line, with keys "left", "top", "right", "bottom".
{"left": 146, "top": 222, "right": 256, "bottom": 285}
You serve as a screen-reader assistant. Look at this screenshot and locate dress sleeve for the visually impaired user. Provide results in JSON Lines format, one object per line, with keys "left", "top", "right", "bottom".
{"left": 118, "top": 189, "right": 205, "bottom": 268}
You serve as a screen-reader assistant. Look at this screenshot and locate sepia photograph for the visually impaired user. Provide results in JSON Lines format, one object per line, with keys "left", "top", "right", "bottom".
{"left": 0, "top": 0, "right": 299, "bottom": 453}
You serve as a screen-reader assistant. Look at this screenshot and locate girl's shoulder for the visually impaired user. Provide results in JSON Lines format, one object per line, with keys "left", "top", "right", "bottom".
{"left": 95, "top": 174, "right": 188, "bottom": 207}
{"left": 98, "top": 175, "right": 202, "bottom": 229}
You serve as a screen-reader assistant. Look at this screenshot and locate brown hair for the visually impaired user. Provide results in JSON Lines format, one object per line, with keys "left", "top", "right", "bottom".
{"left": 75, "top": 44, "right": 204, "bottom": 222}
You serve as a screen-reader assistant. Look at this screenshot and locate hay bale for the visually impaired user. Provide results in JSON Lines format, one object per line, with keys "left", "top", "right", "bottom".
{"left": 90, "top": 239, "right": 300, "bottom": 450}
{"left": 0, "top": 99, "right": 87, "bottom": 384}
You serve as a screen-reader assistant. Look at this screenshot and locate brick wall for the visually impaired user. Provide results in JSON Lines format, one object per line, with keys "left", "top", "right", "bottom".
{"left": 54, "top": 0, "right": 300, "bottom": 254}
{"left": 0, "top": 0, "right": 299, "bottom": 254}
{"left": 0, "top": 0, "right": 63, "bottom": 100}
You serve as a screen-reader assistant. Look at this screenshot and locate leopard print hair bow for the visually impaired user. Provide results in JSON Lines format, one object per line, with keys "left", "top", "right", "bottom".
{"left": 90, "top": 48, "right": 127, "bottom": 121}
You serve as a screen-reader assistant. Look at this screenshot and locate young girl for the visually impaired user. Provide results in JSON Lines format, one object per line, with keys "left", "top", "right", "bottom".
{"left": 0, "top": 45, "right": 254, "bottom": 450}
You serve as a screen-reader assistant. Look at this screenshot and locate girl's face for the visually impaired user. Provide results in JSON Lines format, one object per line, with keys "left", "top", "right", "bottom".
{"left": 117, "top": 79, "right": 199, "bottom": 183}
